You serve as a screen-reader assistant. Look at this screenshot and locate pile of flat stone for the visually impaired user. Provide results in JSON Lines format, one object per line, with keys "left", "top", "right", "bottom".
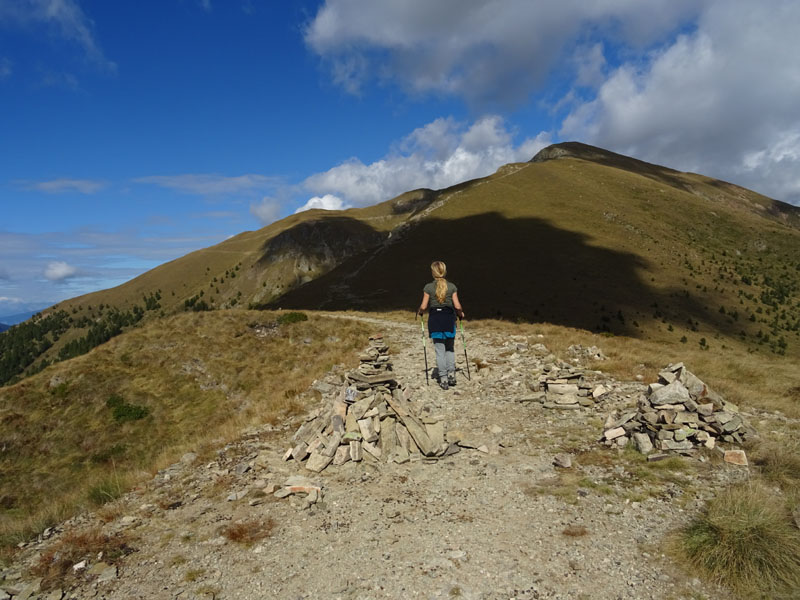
{"left": 284, "top": 335, "right": 456, "bottom": 473}
{"left": 567, "top": 344, "right": 608, "bottom": 361}
{"left": 602, "top": 362, "right": 752, "bottom": 457}
{"left": 526, "top": 364, "right": 610, "bottom": 409}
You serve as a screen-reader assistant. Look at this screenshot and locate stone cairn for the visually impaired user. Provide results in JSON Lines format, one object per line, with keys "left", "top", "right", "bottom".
{"left": 602, "top": 362, "right": 752, "bottom": 463}
{"left": 283, "top": 335, "right": 456, "bottom": 474}
{"left": 528, "top": 363, "right": 611, "bottom": 409}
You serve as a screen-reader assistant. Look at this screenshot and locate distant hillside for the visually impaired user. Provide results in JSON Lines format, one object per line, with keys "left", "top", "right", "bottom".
{"left": 0, "top": 323, "right": 9, "bottom": 333}
{"left": 3, "top": 141, "right": 799, "bottom": 384}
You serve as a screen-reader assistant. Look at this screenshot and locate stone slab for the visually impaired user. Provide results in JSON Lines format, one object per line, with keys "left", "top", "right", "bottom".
{"left": 305, "top": 452, "right": 334, "bottom": 473}
{"left": 724, "top": 449, "right": 748, "bottom": 466}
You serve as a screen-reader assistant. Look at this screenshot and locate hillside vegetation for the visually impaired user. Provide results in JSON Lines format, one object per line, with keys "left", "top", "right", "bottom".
{"left": 1, "top": 142, "right": 798, "bottom": 385}
{"left": 0, "top": 310, "right": 373, "bottom": 547}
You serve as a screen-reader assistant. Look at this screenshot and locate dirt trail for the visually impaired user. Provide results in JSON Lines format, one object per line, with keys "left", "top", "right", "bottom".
{"left": 6, "top": 316, "right": 734, "bottom": 600}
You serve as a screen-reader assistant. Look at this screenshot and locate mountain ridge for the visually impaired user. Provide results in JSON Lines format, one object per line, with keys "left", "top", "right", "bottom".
{"left": 3, "top": 142, "right": 799, "bottom": 385}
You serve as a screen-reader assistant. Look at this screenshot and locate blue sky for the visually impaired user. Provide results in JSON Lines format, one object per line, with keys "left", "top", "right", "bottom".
{"left": 2, "top": 0, "right": 800, "bottom": 315}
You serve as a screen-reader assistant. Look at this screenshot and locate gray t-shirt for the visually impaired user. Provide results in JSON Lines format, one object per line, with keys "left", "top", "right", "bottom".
{"left": 424, "top": 280, "right": 457, "bottom": 309}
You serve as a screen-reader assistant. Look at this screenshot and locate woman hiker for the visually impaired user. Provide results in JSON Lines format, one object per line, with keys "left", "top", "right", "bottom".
{"left": 417, "top": 260, "right": 465, "bottom": 390}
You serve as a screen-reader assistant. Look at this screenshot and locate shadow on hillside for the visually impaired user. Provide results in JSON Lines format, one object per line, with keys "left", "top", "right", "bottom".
{"left": 255, "top": 217, "right": 386, "bottom": 267}
{"left": 268, "top": 212, "right": 736, "bottom": 338}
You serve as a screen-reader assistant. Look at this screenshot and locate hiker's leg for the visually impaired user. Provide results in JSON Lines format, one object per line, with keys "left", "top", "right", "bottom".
{"left": 433, "top": 340, "right": 447, "bottom": 381}
{"left": 445, "top": 338, "right": 456, "bottom": 377}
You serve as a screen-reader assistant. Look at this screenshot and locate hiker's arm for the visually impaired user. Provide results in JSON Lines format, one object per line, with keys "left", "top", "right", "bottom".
{"left": 417, "top": 292, "right": 430, "bottom": 315}
{"left": 453, "top": 292, "right": 465, "bottom": 319}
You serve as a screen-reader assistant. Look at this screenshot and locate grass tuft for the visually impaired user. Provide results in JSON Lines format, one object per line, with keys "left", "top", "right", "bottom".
{"left": 672, "top": 481, "right": 800, "bottom": 598}
{"left": 220, "top": 518, "right": 276, "bottom": 546}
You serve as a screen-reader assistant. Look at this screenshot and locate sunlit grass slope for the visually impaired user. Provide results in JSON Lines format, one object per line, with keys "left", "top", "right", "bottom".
{"left": 0, "top": 310, "right": 372, "bottom": 547}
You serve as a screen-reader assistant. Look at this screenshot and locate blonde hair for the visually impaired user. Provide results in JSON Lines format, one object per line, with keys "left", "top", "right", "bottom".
{"left": 431, "top": 261, "right": 448, "bottom": 304}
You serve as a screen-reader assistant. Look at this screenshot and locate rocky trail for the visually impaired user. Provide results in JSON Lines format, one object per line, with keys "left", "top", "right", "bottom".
{"left": 3, "top": 316, "right": 757, "bottom": 600}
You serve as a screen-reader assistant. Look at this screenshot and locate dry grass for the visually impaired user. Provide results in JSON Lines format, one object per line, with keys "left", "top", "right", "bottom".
{"left": 562, "top": 525, "right": 589, "bottom": 537}
{"left": 671, "top": 481, "right": 800, "bottom": 599}
{"left": 453, "top": 318, "right": 800, "bottom": 418}
{"left": 751, "top": 440, "right": 800, "bottom": 492}
{"left": 32, "top": 527, "right": 133, "bottom": 590}
{"left": 0, "top": 310, "right": 372, "bottom": 548}
{"left": 220, "top": 518, "right": 276, "bottom": 546}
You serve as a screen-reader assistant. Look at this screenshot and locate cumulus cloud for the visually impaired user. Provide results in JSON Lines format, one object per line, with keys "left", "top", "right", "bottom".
{"left": 0, "top": 0, "right": 116, "bottom": 72}
{"left": 306, "top": 0, "right": 800, "bottom": 205}
{"left": 43, "top": 261, "right": 78, "bottom": 281}
{"left": 295, "top": 194, "right": 348, "bottom": 213}
{"left": 301, "top": 116, "right": 550, "bottom": 208}
{"left": 305, "top": 0, "right": 700, "bottom": 105}
{"left": 250, "top": 197, "right": 281, "bottom": 225}
{"left": 18, "top": 177, "right": 106, "bottom": 194}
{"left": 559, "top": 0, "right": 800, "bottom": 204}
{"left": 135, "top": 174, "right": 277, "bottom": 196}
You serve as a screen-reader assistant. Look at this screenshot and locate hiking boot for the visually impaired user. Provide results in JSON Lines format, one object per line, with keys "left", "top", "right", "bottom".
{"left": 439, "top": 379, "right": 449, "bottom": 391}
{"left": 447, "top": 374, "right": 457, "bottom": 387}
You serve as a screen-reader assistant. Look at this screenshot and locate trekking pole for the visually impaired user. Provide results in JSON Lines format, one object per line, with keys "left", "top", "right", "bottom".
{"left": 459, "top": 318, "right": 471, "bottom": 381}
{"left": 418, "top": 314, "right": 430, "bottom": 385}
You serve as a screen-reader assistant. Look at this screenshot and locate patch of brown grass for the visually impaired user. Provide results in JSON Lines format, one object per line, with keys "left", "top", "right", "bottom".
{"left": 562, "top": 525, "right": 589, "bottom": 537}
{"left": 220, "top": 518, "right": 276, "bottom": 546}
{"left": 32, "top": 528, "right": 133, "bottom": 590}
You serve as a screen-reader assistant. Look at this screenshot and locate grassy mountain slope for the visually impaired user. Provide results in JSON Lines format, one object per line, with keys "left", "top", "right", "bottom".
{"left": 3, "top": 142, "right": 799, "bottom": 385}
{"left": 0, "top": 310, "right": 373, "bottom": 545}
{"left": 275, "top": 143, "right": 800, "bottom": 355}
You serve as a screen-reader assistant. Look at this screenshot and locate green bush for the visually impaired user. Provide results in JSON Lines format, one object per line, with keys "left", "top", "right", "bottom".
{"left": 112, "top": 403, "right": 149, "bottom": 423}
{"left": 277, "top": 311, "right": 308, "bottom": 325}
{"left": 106, "top": 394, "right": 149, "bottom": 423}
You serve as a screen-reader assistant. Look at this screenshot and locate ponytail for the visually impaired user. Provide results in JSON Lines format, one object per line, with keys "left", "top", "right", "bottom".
{"left": 431, "top": 261, "right": 448, "bottom": 304}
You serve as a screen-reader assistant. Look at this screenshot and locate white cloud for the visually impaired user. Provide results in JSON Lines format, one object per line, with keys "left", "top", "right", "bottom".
{"left": 295, "top": 194, "right": 347, "bottom": 213}
{"left": 302, "top": 116, "right": 550, "bottom": 208}
{"left": 305, "top": 0, "right": 700, "bottom": 105}
{"left": 0, "top": 296, "right": 22, "bottom": 303}
{"left": 134, "top": 174, "right": 277, "bottom": 196}
{"left": 18, "top": 178, "right": 106, "bottom": 194}
{"left": 559, "top": 0, "right": 800, "bottom": 205}
{"left": 250, "top": 197, "right": 281, "bottom": 225}
{"left": 0, "top": 0, "right": 116, "bottom": 72}
{"left": 43, "top": 261, "right": 78, "bottom": 281}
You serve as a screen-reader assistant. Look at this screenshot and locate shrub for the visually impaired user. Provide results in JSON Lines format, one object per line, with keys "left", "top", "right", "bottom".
{"left": 277, "top": 311, "right": 308, "bottom": 325}
{"left": 673, "top": 482, "right": 800, "bottom": 597}
{"left": 111, "top": 402, "right": 149, "bottom": 423}
{"left": 106, "top": 394, "right": 149, "bottom": 423}
{"left": 106, "top": 394, "right": 124, "bottom": 409}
